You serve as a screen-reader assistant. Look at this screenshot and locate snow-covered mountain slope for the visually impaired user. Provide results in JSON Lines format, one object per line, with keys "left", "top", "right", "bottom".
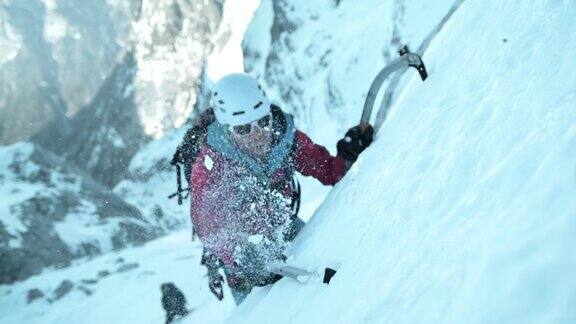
{"left": 113, "top": 126, "right": 190, "bottom": 231}
{"left": 0, "top": 143, "right": 161, "bottom": 284}
{"left": 0, "top": 230, "right": 235, "bottom": 324}
{"left": 229, "top": 0, "right": 576, "bottom": 323}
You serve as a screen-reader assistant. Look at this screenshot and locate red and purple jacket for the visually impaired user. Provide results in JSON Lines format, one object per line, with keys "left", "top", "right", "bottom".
{"left": 189, "top": 107, "right": 347, "bottom": 268}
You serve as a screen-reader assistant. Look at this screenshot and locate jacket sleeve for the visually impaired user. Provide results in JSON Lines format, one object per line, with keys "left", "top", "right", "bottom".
{"left": 292, "top": 130, "right": 347, "bottom": 186}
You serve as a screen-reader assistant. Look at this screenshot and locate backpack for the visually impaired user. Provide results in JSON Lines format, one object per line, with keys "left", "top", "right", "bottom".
{"left": 169, "top": 108, "right": 215, "bottom": 205}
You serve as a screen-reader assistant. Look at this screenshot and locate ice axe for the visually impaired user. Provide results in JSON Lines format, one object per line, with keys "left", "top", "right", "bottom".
{"left": 209, "top": 278, "right": 224, "bottom": 301}
{"left": 359, "top": 45, "right": 428, "bottom": 132}
{"left": 267, "top": 263, "right": 337, "bottom": 284}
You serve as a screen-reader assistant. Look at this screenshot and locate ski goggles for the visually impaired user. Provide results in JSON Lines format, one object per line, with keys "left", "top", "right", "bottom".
{"left": 230, "top": 114, "right": 272, "bottom": 135}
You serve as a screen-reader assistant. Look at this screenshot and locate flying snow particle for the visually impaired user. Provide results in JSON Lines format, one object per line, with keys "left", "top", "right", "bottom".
{"left": 204, "top": 155, "right": 214, "bottom": 171}
{"left": 248, "top": 234, "right": 264, "bottom": 244}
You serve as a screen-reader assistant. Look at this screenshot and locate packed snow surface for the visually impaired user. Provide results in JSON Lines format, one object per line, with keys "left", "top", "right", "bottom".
{"left": 231, "top": 0, "right": 576, "bottom": 323}
{"left": 0, "top": 231, "right": 235, "bottom": 323}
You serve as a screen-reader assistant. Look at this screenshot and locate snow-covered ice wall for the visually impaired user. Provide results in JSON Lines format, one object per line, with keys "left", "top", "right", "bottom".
{"left": 232, "top": 0, "right": 576, "bottom": 323}
{"left": 242, "top": 0, "right": 466, "bottom": 221}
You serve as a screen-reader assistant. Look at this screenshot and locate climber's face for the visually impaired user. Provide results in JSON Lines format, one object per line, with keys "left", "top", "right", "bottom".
{"left": 229, "top": 114, "right": 273, "bottom": 160}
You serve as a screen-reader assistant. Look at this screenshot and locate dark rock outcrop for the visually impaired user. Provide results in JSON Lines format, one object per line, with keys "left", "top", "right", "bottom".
{"left": 32, "top": 51, "right": 148, "bottom": 188}
{"left": 0, "top": 143, "right": 161, "bottom": 284}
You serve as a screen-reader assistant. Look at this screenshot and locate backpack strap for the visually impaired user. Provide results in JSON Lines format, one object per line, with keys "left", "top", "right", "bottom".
{"left": 169, "top": 108, "right": 215, "bottom": 205}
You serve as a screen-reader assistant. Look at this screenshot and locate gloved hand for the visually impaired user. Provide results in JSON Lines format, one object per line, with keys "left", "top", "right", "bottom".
{"left": 207, "top": 268, "right": 224, "bottom": 301}
{"left": 233, "top": 239, "right": 284, "bottom": 287}
{"left": 201, "top": 248, "right": 224, "bottom": 300}
{"left": 337, "top": 125, "right": 374, "bottom": 162}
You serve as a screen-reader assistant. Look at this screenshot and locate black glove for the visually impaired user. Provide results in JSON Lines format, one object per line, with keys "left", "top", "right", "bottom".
{"left": 337, "top": 125, "right": 374, "bottom": 162}
{"left": 207, "top": 269, "right": 224, "bottom": 301}
{"left": 233, "top": 239, "right": 284, "bottom": 287}
{"left": 201, "top": 248, "right": 224, "bottom": 300}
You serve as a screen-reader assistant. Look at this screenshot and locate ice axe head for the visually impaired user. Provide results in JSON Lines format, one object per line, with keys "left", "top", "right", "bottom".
{"left": 323, "top": 268, "right": 337, "bottom": 284}
{"left": 398, "top": 45, "right": 428, "bottom": 81}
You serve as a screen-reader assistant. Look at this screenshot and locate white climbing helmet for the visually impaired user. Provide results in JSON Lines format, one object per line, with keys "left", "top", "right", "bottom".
{"left": 211, "top": 73, "right": 271, "bottom": 126}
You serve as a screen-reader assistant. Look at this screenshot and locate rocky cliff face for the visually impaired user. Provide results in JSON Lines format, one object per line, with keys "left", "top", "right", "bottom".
{"left": 0, "top": 143, "right": 161, "bottom": 284}
{"left": 0, "top": 0, "right": 137, "bottom": 145}
{"left": 32, "top": 51, "right": 148, "bottom": 188}
{"left": 131, "top": 0, "right": 223, "bottom": 139}
{"left": 2, "top": 0, "right": 224, "bottom": 187}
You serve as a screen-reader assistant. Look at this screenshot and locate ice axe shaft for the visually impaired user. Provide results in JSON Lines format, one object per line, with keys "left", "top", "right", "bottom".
{"left": 266, "top": 263, "right": 337, "bottom": 284}
{"left": 266, "top": 263, "right": 319, "bottom": 284}
{"left": 360, "top": 45, "right": 427, "bottom": 132}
